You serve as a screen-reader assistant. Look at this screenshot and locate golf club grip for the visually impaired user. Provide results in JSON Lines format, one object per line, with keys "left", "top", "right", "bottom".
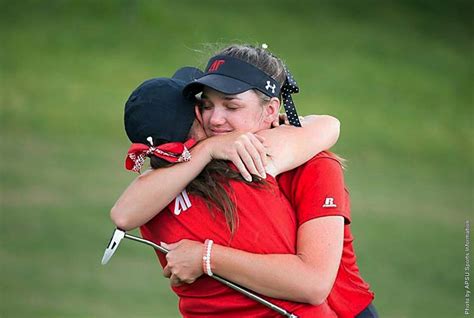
{"left": 123, "top": 233, "right": 298, "bottom": 317}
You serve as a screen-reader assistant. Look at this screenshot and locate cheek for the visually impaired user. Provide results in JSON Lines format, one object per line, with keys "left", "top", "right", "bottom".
{"left": 200, "top": 110, "right": 211, "bottom": 125}
{"left": 229, "top": 111, "right": 262, "bottom": 131}
{"left": 243, "top": 108, "right": 264, "bottom": 125}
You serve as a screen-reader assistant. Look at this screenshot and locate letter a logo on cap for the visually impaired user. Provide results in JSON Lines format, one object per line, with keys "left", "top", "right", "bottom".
{"left": 208, "top": 60, "right": 225, "bottom": 72}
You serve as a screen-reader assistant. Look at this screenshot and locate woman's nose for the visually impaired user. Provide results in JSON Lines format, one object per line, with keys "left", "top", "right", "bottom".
{"left": 209, "top": 108, "right": 226, "bottom": 126}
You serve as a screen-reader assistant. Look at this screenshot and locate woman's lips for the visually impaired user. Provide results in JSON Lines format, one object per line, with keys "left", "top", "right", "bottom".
{"left": 210, "top": 129, "right": 232, "bottom": 136}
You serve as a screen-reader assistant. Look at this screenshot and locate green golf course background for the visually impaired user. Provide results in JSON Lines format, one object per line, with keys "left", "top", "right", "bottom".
{"left": 1, "top": 1, "right": 472, "bottom": 317}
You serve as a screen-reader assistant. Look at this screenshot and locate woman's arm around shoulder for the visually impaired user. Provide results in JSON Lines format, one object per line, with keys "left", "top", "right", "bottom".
{"left": 257, "top": 115, "right": 340, "bottom": 176}
{"left": 110, "top": 132, "right": 269, "bottom": 230}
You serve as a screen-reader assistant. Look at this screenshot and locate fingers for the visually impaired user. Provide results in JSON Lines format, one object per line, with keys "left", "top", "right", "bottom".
{"left": 170, "top": 274, "right": 183, "bottom": 287}
{"left": 160, "top": 242, "right": 170, "bottom": 251}
{"left": 244, "top": 134, "right": 267, "bottom": 178}
{"left": 166, "top": 264, "right": 196, "bottom": 285}
{"left": 207, "top": 132, "right": 268, "bottom": 181}
{"left": 169, "top": 274, "right": 195, "bottom": 286}
{"left": 232, "top": 134, "right": 267, "bottom": 181}
{"left": 249, "top": 134, "right": 268, "bottom": 170}
{"left": 163, "top": 239, "right": 201, "bottom": 285}
{"left": 163, "top": 265, "right": 171, "bottom": 278}
{"left": 272, "top": 116, "right": 280, "bottom": 127}
{"left": 230, "top": 152, "right": 252, "bottom": 182}
{"left": 235, "top": 142, "right": 259, "bottom": 179}
{"left": 278, "top": 113, "right": 289, "bottom": 125}
{"left": 161, "top": 241, "right": 180, "bottom": 251}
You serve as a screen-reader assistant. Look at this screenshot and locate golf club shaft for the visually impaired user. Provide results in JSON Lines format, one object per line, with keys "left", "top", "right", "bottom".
{"left": 123, "top": 233, "right": 298, "bottom": 318}
{"left": 124, "top": 233, "right": 169, "bottom": 253}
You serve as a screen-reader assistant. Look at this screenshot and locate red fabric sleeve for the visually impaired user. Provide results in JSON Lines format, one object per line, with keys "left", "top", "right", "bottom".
{"left": 280, "top": 154, "right": 351, "bottom": 227}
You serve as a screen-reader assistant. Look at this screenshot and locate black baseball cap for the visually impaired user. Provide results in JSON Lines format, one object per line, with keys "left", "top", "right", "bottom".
{"left": 183, "top": 55, "right": 281, "bottom": 99}
{"left": 124, "top": 67, "right": 204, "bottom": 144}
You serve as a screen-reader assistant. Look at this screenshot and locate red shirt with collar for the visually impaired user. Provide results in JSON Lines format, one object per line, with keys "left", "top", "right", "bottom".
{"left": 277, "top": 152, "right": 375, "bottom": 318}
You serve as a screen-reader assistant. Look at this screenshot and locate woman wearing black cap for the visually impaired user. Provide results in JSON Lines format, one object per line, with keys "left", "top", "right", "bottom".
{"left": 113, "top": 44, "right": 376, "bottom": 318}
{"left": 173, "top": 45, "right": 376, "bottom": 318}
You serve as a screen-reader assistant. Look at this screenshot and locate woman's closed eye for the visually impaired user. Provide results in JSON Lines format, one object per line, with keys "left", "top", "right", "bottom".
{"left": 201, "top": 102, "right": 214, "bottom": 110}
{"left": 225, "top": 104, "right": 240, "bottom": 110}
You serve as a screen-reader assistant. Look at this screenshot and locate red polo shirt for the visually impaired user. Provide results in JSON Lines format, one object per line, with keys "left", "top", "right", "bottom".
{"left": 277, "top": 152, "right": 375, "bottom": 317}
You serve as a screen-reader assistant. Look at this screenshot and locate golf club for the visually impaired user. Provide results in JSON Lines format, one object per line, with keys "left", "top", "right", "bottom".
{"left": 101, "top": 228, "right": 298, "bottom": 318}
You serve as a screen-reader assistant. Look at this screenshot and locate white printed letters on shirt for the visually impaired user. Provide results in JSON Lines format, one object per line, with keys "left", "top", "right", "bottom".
{"left": 174, "top": 190, "right": 191, "bottom": 215}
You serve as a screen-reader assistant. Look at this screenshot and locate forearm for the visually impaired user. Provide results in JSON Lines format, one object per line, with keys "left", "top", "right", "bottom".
{"left": 110, "top": 141, "right": 212, "bottom": 230}
{"left": 258, "top": 115, "right": 340, "bottom": 175}
{"left": 211, "top": 245, "right": 329, "bottom": 305}
{"left": 164, "top": 218, "right": 342, "bottom": 304}
{"left": 301, "top": 114, "right": 340, "bottom": 151}
{"left": 210, "top": 217, "right": 343, "bottom": 305}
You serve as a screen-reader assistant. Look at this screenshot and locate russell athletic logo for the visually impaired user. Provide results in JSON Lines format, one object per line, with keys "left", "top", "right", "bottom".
{"left": 322, "top": 197, "right": 337, "bottom": 208}
{"left": 174, "top": 190, "right": 192, "bottom": 215}
{"left": 208, "top": 60, "right": 225, "bottom": 72}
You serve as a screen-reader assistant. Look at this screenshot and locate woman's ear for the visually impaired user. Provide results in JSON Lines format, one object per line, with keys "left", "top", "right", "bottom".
{"left": 188, "top": 104, "right": 207, "bottom": 141}
{"left": 262, "top": 97, "right": 281, "bottom": 124}
{"left": 195, "top": 104, "right": 204, "bottom": 125}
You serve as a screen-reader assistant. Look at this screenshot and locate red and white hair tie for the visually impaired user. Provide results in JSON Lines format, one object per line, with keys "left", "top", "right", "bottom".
{"left": 125, "top": 137, "right": 196, "bottom": 173}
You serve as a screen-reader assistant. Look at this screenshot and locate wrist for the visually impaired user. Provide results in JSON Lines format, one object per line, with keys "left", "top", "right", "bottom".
{"left": 202, "top": 239, "right": 214, "bottom": 276}
{"left": 191, "top": 139, "right": 213, "bottom": 163}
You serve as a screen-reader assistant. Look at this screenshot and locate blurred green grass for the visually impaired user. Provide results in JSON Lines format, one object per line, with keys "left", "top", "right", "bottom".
{"left": 1, "top": 0, "right": 472, "bottom": 317}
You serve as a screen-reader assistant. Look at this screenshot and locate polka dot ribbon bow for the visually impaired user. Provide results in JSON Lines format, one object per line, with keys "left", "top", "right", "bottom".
{"left": 281, "top": 67, "right": 301, "bottom": 127}
{"left": 125, "top": 138, "right": 196, "bottom": 173}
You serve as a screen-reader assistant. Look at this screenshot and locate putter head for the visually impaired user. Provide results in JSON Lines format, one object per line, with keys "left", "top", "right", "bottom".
{"left": 101, "top": 228, "right": 126, "bottom": 265}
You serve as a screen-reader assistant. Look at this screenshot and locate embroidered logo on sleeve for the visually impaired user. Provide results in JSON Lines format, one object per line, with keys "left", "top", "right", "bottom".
{"left": 322, "top": 197, "right": 337, "bottom": 208}
{"left": 174, "top": 190, "right": 192, "bottom": 215}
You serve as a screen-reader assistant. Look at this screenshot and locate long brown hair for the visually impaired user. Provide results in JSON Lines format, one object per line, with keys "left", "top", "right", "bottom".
{"left": 149, "top": 139, "right": 266, "bottom": 234}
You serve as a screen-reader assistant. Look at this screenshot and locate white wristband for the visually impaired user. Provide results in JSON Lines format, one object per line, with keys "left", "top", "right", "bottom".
{"left": 203, "top": 239, "right": 214, "bottom": 276}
